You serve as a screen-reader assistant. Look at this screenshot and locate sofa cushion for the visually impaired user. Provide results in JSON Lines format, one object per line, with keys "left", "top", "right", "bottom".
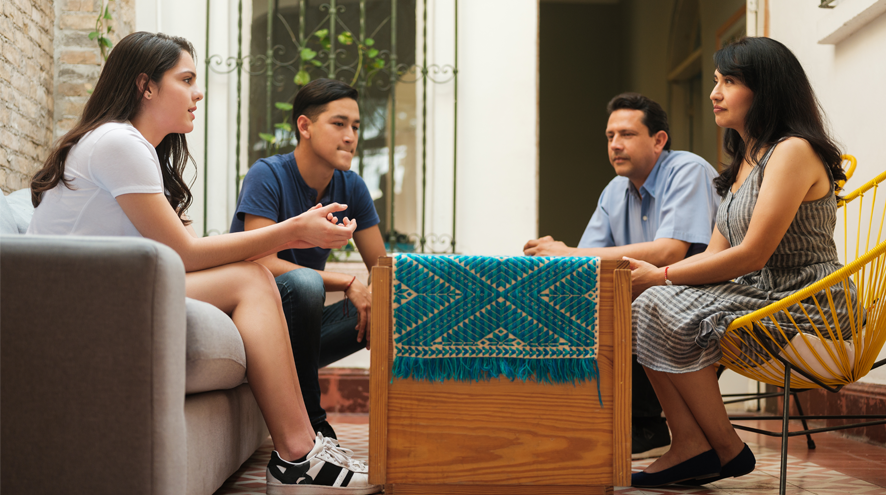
{"left": 0, "top": 193, "right": 18, "bottom": 235}
{"left": 6, "top": 188, "right": 35, "bottom": 233}
{"left": 185, "top": 298, "right": 247, "bottom": 394}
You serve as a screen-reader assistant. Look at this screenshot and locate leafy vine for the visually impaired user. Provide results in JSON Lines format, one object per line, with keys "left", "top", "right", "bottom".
{"left": 88, "top": 0, "right": 114, "bottom": 63}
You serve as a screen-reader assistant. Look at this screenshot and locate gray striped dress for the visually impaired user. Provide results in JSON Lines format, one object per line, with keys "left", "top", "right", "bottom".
{"left": 632, "top": 141, "right": 856, "bottom": 373}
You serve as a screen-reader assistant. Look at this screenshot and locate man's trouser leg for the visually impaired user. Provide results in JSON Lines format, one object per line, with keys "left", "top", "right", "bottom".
{"left": 632, "top": 355, "right": 670, "bottom": 456}
{"left": 277, "top": 269, "right": 366, "bottom": 426}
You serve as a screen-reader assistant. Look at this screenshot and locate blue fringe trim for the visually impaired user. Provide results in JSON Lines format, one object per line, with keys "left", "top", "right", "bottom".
{"left": 392, "top": 356, "right": 603, "bottom": 407}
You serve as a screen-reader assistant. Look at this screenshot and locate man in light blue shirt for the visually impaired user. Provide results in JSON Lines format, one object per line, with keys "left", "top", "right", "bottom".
{"left": 524, "top": 93, "right": 720, "bottom": 460}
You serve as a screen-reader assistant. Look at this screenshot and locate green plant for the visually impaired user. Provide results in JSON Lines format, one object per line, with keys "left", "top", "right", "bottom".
{"left": 260, "top": 30, "right": 386, "bottom": 156}
{"left": 88, "top": 0, "right": 114, "bottom": 62}
{"left": 258, "top": 101, "right": 295, "bottom": 155}
{"left": 327, "top": 239, "right": 357, "bottom": 262}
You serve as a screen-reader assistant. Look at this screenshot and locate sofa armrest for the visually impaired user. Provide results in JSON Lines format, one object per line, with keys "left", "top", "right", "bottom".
{"left": 1, "top": 235, "right": 187, "bottom": 495}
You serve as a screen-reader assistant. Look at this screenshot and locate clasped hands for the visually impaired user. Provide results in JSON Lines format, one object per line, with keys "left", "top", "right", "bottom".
{"left": 286, "top": 203, "right": 357, "bottom": 250}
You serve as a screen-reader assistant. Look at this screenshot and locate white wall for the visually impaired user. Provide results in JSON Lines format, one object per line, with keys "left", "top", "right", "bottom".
{"left": 769, "top": 0, "right": 886, "bottom": 385}
{"left": 454, "top": 0, "right": 538, "bottom": 255}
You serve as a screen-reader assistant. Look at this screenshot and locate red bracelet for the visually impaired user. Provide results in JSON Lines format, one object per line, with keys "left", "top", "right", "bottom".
{"left": 664, "top": 266, "right": 673, "bottom": 286}
{"left": 343, "top": 276, "right": 357, "bottom": 316}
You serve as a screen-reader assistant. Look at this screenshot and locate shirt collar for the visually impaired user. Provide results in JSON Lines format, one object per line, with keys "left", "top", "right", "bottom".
{"left": 634, "top": 150, "right": 669, "bottom": 199}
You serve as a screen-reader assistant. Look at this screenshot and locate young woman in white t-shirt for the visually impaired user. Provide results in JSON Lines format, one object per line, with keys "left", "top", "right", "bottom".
{"left": 29, "top": 32, "right": 379, "bottom": 495}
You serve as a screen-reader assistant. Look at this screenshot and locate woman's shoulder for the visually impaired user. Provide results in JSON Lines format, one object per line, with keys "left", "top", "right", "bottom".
{"left": 83, "top": 122, "right": 156, "bottom": 159}
{"left": 766, "top": 137, "right": 820, "bottom": 169}
{"left": 87, "top": 121, "right": 151, "bottom": 146}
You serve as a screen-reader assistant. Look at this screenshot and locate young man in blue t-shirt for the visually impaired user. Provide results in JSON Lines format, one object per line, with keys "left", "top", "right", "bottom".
{"left": 231, "top": 79, "right": 387, "bottom": 440}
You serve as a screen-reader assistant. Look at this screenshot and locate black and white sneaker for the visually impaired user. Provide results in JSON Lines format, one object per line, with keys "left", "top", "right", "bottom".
{"left": 266, "top": 433, "right": 381, "bottom": 494}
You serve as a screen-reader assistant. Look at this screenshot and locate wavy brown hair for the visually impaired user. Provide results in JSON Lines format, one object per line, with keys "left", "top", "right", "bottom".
{"left": 31, "top": 32, "right": 196, "bottom": 223}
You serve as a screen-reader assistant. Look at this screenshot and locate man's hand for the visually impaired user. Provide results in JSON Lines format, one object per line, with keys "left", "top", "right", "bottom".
{"left": 345, "top": 278, "right": 372, "bottom": 349}
{"left": 523, "top": 235, "right": 576, "bottom": 257}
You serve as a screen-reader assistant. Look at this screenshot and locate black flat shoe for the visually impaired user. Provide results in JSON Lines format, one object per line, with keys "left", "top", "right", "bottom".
{"left": 678, "top": 443, "right": 756, "bottom": 486}
{"left": 631, "top": 449, "right": 721, "bottom": 488}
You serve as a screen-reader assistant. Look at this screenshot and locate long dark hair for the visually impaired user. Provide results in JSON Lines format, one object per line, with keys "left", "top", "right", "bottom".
{"left": 712, "top": 37, "right": 844, "bottom": 197}
{"left": 31, "top": 32, "right": 196, "bottom": 223}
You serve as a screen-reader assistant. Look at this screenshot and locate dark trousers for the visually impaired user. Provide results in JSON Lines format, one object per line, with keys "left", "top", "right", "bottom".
{"left": 276, "top": 268, "right": 367, "bottom": 425}
{"left": 633, "top": 355, "right": 666, "bottom": 427}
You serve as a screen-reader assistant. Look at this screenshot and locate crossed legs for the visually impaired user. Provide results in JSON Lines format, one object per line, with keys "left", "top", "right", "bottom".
{"left": 186, "top": 261, "right": 315, "bottom": 461}
{"left": 641, "top": 364, "right": 745, "bottom": 473}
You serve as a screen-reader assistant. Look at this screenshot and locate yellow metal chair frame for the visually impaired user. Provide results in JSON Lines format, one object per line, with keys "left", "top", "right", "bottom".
{"left": 718, "top": 156, "right": 886, "bottom": 494}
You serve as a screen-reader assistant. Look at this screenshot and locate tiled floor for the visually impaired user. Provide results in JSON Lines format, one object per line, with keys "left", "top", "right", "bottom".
{"left": 215, "top": 415, "right": 886, "bottom": 494}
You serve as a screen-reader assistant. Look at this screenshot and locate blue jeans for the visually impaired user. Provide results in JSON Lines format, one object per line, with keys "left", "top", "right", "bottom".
{"left": 276, "top": 268, "right": 366, "bottom": 425}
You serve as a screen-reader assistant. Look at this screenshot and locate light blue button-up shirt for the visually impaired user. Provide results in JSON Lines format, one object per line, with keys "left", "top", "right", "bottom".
{"left": 578, "top": 150, "right": 720, "bottom": 256}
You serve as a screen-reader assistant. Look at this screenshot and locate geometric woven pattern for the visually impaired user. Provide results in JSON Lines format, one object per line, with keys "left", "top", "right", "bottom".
{"left": 392, "top": 254, "right": 600, "bottom": 384}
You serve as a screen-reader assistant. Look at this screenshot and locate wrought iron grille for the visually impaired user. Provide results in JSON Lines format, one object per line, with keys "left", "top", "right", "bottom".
{"left": 201, "top": 0, "right": 458, "bottom": 255}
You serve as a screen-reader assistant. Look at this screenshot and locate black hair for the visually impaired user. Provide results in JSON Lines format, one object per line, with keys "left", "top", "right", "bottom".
{"left": 291, "top": 78, "right": 359, "bottom": 143}
{"left": 712, "top": 37, "right": 844, "bottom": 197}
{"left": 606, "top": 93, "right": 671, "bottom": 151}
{"left": 32, "top": 31, "right": 197, "bottom": 223}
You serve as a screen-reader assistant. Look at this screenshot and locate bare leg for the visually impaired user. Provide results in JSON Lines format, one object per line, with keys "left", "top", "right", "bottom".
{"left": 642, "top": 367, "right": 712, "bottom": 473}
{"left": 186, "top": 261, "right": 315, "bottom": 461}
{"left": 643, "top": 365, "right": 745, "bottom": 473}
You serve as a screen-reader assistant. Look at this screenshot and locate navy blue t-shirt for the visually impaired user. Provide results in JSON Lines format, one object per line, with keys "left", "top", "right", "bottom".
{"left": 230, "top": 152, "right": 380, "bottom": 271}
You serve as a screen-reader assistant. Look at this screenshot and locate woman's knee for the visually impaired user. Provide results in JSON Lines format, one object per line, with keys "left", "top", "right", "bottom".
{"left": 231, "top": 261, "right": 281, "bottom": 301}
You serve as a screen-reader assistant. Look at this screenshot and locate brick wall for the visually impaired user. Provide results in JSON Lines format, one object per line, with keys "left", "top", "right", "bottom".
{"left": 54, "top": 0, "right": 134, "bottom": 139}
{"left": 0, "top": 0, "right": 135, "bottom": 195}
{"left": 0, "top": 0, "right": 54, "bottom": 194}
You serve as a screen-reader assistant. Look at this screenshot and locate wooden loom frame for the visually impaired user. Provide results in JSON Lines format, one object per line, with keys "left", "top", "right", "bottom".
{"left": 369, "top": 257, "right": 632, "bottom": 494}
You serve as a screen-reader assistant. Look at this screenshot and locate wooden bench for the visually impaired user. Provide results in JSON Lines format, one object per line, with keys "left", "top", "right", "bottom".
{"left": 369, "top": 256, "right": 632, "bottom": 494}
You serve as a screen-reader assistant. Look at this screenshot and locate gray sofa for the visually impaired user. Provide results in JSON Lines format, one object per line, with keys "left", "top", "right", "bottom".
{"left": 0, "top": 190, "right": 268, "bottom": 494}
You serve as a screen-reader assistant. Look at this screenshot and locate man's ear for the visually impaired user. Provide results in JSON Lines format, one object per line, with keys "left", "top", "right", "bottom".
{"left": 296, "top": 114, "right": 313, "bottom": 141}
{"left": 653, "top": 130, "right": 668, "bottom": 153}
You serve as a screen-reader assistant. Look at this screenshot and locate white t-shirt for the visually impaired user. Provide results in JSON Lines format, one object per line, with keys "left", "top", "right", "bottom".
{"left": 28, "top": 122, "right": 164, "bottom": 237}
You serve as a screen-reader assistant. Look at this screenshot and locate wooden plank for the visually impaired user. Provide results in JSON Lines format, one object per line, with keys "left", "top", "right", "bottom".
{"left": 369, "top": 258, "right": 393, "bottom": 485}
{"left": 389, "top": 484, "right": 613, "bottom": 494}
{"left": 612, "top": 268, "right": 632, "bottom": 486}
{"left": 383, "top": 261, "right": 621, "bottom": 487}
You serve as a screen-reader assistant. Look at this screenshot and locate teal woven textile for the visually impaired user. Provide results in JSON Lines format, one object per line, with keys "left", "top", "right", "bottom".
{"left": 392, "top": 254, "right": 601, "bottom": 385}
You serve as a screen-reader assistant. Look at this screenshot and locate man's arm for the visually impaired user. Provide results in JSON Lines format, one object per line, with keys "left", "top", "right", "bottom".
{"left": 353, "top": 225, "right": 386, "bottom": 276}
{"left": 523, "top": 235, "right": 690, "bottom": 267}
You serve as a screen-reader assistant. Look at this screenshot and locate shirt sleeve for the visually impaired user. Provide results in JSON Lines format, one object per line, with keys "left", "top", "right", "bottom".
{"left": 235, "top": 161, "right": 283, "bottom": 223}
{"left": 348, "top": 174, "right": 380, "bottom": 232}
{"left": 577, "top": 187, "right": 615, "bottom": 248}
{"left": 89, "top": 128, "right": 163, "bottom": 197}
{"left": 654, "top": 161, "right": 718, "bottom": 245}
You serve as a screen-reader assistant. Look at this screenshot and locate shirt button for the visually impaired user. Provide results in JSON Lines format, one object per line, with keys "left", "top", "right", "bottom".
{"left": 642, "top": 216, "right": 648, "bottom": 221}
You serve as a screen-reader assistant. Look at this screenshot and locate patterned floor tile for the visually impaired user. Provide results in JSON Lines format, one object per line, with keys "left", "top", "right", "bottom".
{"left": 214, "top": 422, "right": 370, "bottom": 495}
{"left": 216, "top": 417, "right": 885, "bottom": 494}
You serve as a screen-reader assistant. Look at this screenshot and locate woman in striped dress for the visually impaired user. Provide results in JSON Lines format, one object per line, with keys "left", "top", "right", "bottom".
{"left": 626, "top": 37, "right": 850, "bottom": 488}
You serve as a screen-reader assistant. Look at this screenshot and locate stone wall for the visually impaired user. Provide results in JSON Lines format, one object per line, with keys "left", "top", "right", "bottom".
{"left": 54, "top": 0, "right": 135, "bottom": 140}
{"left": 0, "top": 0, "right": 55, "bottom": 194}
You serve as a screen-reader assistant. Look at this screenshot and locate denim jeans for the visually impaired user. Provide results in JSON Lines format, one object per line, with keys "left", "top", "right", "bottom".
{"left": 276, "top": 268, "right": 366, "bottom": 425}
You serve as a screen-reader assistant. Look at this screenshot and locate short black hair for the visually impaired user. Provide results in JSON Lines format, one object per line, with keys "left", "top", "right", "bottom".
{"left": 606, "top": 93, "right": 671, "bottom": 151}
{"left": 291, "top": 78, "right": 359, "bottom": 142}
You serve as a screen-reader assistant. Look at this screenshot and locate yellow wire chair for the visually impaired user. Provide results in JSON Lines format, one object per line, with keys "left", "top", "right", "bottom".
{"left": 718, "top": 155, "right": 886, "bottom": 494}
